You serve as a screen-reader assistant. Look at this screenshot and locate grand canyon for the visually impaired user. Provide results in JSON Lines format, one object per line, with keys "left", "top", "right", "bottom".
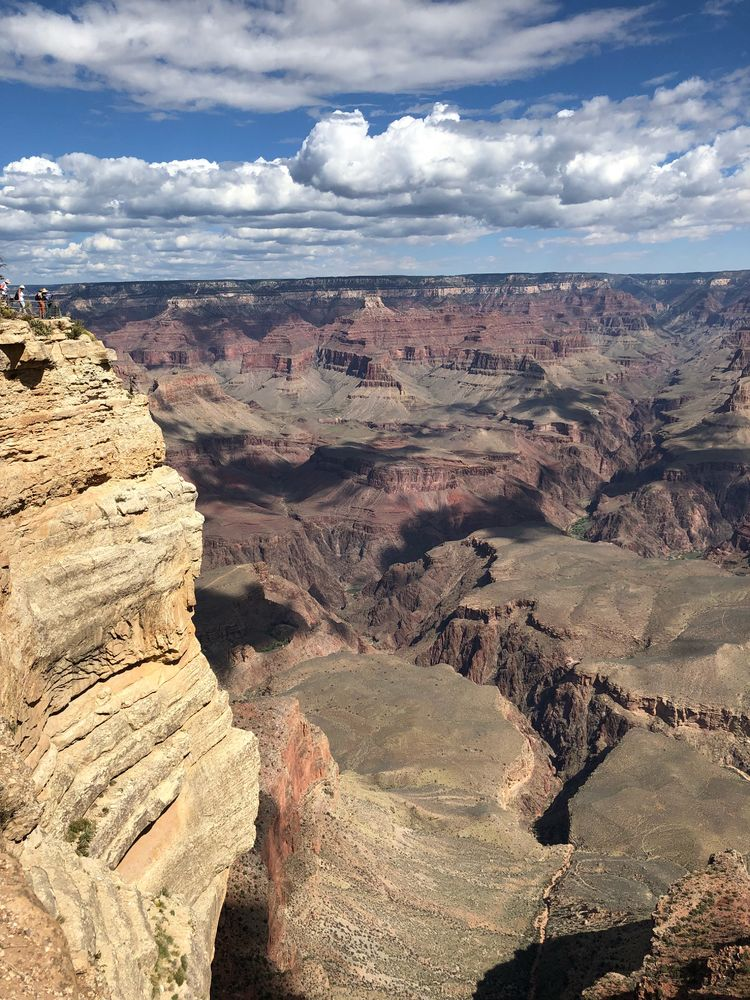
{"left": 3, "top": 269, "right": 750, "bottom": 999}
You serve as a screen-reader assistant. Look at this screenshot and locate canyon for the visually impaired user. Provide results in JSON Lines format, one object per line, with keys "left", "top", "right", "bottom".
{"left": 3, "top": 270, "right": 750, "bottom": 998}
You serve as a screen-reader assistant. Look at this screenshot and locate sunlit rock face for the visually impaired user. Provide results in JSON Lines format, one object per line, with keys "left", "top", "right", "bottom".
{"left": 0, "top": 318, "right": 259, "bottom": 1000}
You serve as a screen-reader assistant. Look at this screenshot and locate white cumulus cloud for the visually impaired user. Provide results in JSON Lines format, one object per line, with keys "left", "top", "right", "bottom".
{"left": 0, "top": 0, "right": 645, "bottom": 112}
{"left": 1, "top": 73, "right": 749, "bottom": 279}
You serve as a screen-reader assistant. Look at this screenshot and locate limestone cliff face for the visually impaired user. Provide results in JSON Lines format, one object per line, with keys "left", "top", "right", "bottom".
{"left": 0, "top": 318, "right": 260, "bottom": 999}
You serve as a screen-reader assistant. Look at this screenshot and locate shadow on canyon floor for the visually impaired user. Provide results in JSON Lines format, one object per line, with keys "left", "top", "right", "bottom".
{"left": 211, "top": 898, "right": 307, "bottom": 1000}
{"left": 474, "top": 920, "right": 652, "bottom": 1000}
{"left": 211, "top": 904, "right": 652, "bottom": 1000}
{"left": 377, "top": 490, "right": 549, "bottom": 570}
{"left": 533, "top": 748, "right": 613, "bottom": 845}
{"left": 211, "top": 786, "right": 310, "bottom": 1000}
{"left": 195, "top": 577, "right": 307, "bottom": 684}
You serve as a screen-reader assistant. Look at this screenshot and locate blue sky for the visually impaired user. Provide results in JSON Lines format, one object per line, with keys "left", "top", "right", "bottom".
{"left": 0, "top": 0, "right": 748, "bottom": 281}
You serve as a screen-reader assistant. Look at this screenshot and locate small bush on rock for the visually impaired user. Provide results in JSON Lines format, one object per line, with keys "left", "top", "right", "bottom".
{"left": 568, "top": 516, "right": 593, "bottom": 540}
{"left": 65, "top": 817, "right": 96, "bottom": 856}
{"left": 26, "top": 318, "right": 48, "bottom": 337}
{"left": 65, "top": 320, "right": 95, "bottom": 340}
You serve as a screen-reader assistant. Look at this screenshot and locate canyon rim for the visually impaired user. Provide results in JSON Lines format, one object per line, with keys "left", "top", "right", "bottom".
{"left": 3, "top": 270, "right": 750, "bottom": 997}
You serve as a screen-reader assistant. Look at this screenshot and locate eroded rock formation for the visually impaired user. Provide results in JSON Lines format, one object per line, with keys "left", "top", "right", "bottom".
{"left": 584, "top": 851, "right": 750, "bottom": 999}
{"left": 0, "top": 318, "right": 259, "bottom": 999}
{"left": 215, "top": 655, "right": 566, "bottom": 999}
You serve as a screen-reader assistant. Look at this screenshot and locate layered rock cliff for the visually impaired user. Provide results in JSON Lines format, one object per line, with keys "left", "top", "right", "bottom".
{"left": 0, "top": 317, "right": 259, "bottom": 998}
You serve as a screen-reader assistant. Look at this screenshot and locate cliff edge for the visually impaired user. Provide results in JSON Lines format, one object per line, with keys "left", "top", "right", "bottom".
{"left": 0, "top": 317, "right": 259, "bottom": 999}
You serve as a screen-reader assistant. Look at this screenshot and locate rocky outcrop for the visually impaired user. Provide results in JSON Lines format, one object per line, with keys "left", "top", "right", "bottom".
{"left": 0, "top": 847, "right": 91, "bottom": 999}
{"left": 0, "top": 319, "right": 259, "bottom": 999}
{"left": 410, "top": 528, "right": 750, "bottom": 776}
{"left": 366, "top": 535, "right": 495, "bottom": 648}
{"left": 584, "top": 851, "right": 750, "bottom": 999}
{"left": 194, "top": 562, "right": 363, "bottom": 694}
{"left": 212, "top": 697, "right": 338, "bottom": 999}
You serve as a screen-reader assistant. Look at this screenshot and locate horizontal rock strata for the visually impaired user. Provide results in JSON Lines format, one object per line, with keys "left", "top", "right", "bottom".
{"left": 0, "top": 319, "right": 259, "bottom": 999}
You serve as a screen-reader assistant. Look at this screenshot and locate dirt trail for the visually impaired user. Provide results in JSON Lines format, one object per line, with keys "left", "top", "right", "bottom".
{"left": 528, "top": 843, "right": 574, "bottom": 1000}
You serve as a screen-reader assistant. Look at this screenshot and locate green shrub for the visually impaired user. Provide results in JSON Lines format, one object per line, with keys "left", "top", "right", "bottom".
{"left": 568, "top": 516, "right": 593, "bottom": 540}
{"left": 66, "top": 320, "right": 94, "bottom": 340}
{"left": 26, "top": 318, "right": 48, "bottom": 337}
{"left": 65, "top": 817, "right": 96, "bottom": 856}
{"left": 254, "top": 623, "right": 295, "bottom": 652}
{"left": 0, "top": 305, "right": 16, "bottom": 319}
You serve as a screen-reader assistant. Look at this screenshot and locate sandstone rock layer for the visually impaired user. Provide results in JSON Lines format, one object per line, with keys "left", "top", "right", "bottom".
{"left": 0, "top": 319, "right": 259, "bottom": 999}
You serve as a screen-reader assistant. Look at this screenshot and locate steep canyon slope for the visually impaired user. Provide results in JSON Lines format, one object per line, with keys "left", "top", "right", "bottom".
{"left": 0, "top": 318, "right": 259, "bottom": 998}
{"left": 53, "top": 272, "right": 750, "bottom": 997}
{"left": 58, "top": 272, "right": 750, "bottom": 588}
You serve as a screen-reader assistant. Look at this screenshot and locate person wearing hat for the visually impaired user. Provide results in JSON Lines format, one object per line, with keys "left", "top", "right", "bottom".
{"left": 0, "top": 276, "right": 8, "bottom": 305}
{"left": 14, "top": 285, "right": 26, "bottom": 313}
{"left": 35, "top": 288, "right": 48, "bottom": 318}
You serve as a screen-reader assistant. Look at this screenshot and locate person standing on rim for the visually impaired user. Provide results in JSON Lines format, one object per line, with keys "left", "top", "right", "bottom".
{"left": 35, "top": 288, "right": 48, "bottom": 318}
{"left": 14, "top": 284, "right": 26, "bottom": 313}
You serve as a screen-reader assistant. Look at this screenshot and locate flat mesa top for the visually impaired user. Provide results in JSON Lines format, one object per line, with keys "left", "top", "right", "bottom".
{"left": 280, "top": 651, "right": 528, "bottom": 807}
{"left": 464, "top": 527, "right": 750, "bottom": 711}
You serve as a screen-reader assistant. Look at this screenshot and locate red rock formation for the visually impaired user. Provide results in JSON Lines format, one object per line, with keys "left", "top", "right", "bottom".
{"left": 212, "top": 698, "right": 337, "bottom": 998}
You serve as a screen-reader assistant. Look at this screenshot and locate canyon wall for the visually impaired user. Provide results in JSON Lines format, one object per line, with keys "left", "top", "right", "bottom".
{"left": 56, "top": 270, "right": 750, "bottom": 601}
{"left": 0, "top": 317, "right": 259, "bottom": 998}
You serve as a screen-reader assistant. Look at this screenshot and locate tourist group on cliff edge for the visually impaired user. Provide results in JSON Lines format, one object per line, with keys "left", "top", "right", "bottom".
{"left": 0, "top": 276, "right": 57, "bottom": 317}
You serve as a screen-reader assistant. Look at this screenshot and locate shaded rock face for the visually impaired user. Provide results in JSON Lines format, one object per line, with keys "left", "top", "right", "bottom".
{"left": 194, "top": 562, "right": 363, "bottom": 696}
{"left": 212, "top": 697, "right": 338, "bottom": 999}
{"left": 0, "top": 319, "right": 260, "bottom": 999}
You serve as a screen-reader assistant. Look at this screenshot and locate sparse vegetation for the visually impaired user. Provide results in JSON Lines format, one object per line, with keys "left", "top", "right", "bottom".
{"left": 150, "top": 890, "right": 187, "bottom": 997}
{"left": 65, "top": 817, "right": 96, "bottom": 856}
{"left": 26, "top": 318, "right": 48, "bottom": 337}
{"left": 568, "top": 516, "right": 593, "bottom": 540}
{"left": 254, "top": 622, "right": 295, "bottom": 652}
{"left": 65, "top": 320, "right": 94, "bottom": 340}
